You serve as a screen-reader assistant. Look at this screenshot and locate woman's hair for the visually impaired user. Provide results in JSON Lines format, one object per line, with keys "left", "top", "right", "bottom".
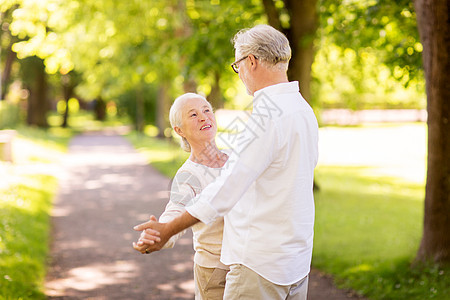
{"left": 169, "top": 93, "right": 213, "bottom": 152}
{"left": 232, "top": 24, "right": 291, "bottom": 72}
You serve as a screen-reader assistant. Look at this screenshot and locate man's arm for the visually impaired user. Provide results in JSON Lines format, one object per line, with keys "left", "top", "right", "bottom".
{"left": 133, "top": 211, "right": 199, "bottom": 253}
{"left": 185, "top": 116, "right": 276, "bottom": 224}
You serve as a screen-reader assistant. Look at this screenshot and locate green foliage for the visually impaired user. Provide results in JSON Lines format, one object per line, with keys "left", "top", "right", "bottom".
{"left": 311, "top": 44, "right": 425, "bottom": 109}
{"left": 0, "top": 101, "right": 21, "bottom": 129}
{"left": 2, "top": 0, "right": 427, "bottom": 126}
{"left": 312, "top": 0, "right": 425, "bottom": 109}
{"left": 313, "top": 166, "right": 449, "bottom": 299}
{"left": 319, "top": 0, "right": 422, "bottom": 84}
{"left": 180, "top": 0, "right": 264, "bottom": 101}
{"left": 116, "top": 84, "right": 158, "bottom": 127}
{"left": 47, "top": 110, "right": 129, "bottom": 133}
{"left": 0, "top": 175, "right": 56, "bottom": 300}
{"left": 4, "top": 0, "right": 267, "bottom": 123}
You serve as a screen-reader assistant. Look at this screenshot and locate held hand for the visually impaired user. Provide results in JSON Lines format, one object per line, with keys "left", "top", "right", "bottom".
{"left": 132, "top": 215, "right": 169, "bottom": 254}
{"left": 133, "top": 211, "right": 199, "bottom": 254}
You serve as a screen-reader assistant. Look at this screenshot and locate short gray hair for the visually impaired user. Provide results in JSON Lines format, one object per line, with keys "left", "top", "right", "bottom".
{"left": 232, "top": 24, "right": 291, "bottom": 71}
{"left": 169, "top": 93, "right": 212, "bottom": 152}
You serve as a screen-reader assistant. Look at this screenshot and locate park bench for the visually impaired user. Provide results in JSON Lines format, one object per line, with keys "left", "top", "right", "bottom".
{"left": 0, "top": 130, "right": 16, "bottom": 162}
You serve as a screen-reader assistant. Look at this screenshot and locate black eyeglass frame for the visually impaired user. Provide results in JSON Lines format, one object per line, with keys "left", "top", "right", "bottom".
{"left": 231, "top": 55, "right": 258, "bottom": 73}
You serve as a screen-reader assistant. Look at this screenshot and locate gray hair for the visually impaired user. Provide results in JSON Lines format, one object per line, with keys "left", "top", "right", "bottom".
{"left": 232, "top": 24, "right": 291, "bottom": 72}
{"left": 169, "top": 93, "right": 213, "bottom": 152}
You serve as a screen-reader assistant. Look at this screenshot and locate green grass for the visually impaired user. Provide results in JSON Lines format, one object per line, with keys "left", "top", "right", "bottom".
{"left": 47, "top": 110, "right": 130, "bottom": 133}
{"left": 0, "top": 126, "right": 73, "bottom": 299}
{"left": 0, "top": 175, "right": 57, "bottom": 300}
{"left": 313, "top": 166, "right": 449, "bottom": 299}
{"left": 126, "top": 130, "right": 449, "bottom": 300}
{"left": 126, "top": 131, "right": 188, "bottom": 178}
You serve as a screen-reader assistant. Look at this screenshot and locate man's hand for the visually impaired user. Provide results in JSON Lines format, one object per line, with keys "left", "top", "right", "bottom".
{"left": 132, "top": 215, "right": 168, "bottom": 254}
{"left": 132, "top": 211, "right": 200, "bottom": 254}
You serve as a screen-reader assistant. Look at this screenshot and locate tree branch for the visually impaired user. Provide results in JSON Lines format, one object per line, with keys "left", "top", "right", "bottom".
{"left": 262, "top": 0, "right": 282, "bottom": 31}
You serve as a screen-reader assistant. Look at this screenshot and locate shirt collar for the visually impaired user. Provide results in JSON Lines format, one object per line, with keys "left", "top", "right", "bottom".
{"left": 253, "top": 81, "right": 299, "bottom": 100}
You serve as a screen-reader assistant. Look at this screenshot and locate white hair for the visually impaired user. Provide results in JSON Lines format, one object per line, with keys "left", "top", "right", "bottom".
{"left": 169, "top": 93, "right": 213, "bottom": 152}
{"left": 232, "top": 24, "right": 291, "bottom": 72}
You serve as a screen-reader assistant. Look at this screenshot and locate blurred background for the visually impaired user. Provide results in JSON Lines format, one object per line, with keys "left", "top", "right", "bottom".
{"left": 1, "top": 0, "right": 448, "bottom": 299}
{"left": 0, "top": 0, "right": 424, "bottom": 132}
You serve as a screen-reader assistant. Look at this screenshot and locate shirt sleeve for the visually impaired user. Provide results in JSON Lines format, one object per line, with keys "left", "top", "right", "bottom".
{"left": 159, "top": 170, "right": 201, "bottom": 248}
{"left": 186, "top": 114, "right": 277, "bottom": 224}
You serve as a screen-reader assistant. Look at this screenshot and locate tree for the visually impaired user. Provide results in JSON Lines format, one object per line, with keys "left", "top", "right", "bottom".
{"left": 0, "top": 5, "right": 18, "bottom": 100}
{"left": 312, "top": 0, "right": 425, "bottom": 110}
{"left": 180, "top": 0, "right": 263, "bottom": 108}
{"left": 414, "top": 0, "right": 450, "bottom": 265}
{"left": 60, "top": 72, "right": 79, "bottom": 128}
{"left": 262, "top": 0, "right": 318, "bottom": 102}
{"left": 21, "top": 56, "right": 49, "bottom": 127}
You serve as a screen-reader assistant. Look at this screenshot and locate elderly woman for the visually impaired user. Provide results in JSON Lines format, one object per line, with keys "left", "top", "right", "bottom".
{"left": 133, "top": 93, "right": 229, "bottom": 300}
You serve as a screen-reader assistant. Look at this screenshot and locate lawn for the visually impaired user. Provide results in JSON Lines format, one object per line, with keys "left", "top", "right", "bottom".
{"left": 0, "top": 126, "right": 72, "bottom": 299}
{"left": 313, "top": 166, "right": 448, "bottom": 299}
{"left": 128, "top": 123, "right": 449, "bottom": 300}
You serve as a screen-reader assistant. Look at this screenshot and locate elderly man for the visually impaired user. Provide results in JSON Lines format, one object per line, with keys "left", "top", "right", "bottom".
{"left": 134, "top": 24, "right": 319, "bottom": 299}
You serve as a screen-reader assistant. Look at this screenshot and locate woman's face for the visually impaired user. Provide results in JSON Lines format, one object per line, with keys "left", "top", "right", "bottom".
{"left": 177, "top": 97, "right": 217, "bottom": 145}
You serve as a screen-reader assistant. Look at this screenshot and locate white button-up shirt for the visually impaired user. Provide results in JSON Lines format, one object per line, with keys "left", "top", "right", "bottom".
{"left": 186, "top": 81, "right": 319, "bottom": 285}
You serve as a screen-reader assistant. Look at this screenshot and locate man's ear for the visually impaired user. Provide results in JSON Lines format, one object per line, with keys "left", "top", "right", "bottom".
{"left": 174, "top": 126, "right": 185, "bottom": 137}
{"left": 248, "top": 54, "right": 258, "bottom": 70}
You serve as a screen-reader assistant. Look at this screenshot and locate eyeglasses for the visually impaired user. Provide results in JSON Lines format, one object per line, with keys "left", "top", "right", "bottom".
{"left": 231, "top": 55, "right": 257, "bottom": 73}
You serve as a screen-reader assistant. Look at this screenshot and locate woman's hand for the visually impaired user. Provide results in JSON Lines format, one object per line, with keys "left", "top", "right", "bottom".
{"left": 132, "top": 215, "right": 162, "bottom": 254}
{"left": 133, "top": 211, "right": 199, "bottom": 254}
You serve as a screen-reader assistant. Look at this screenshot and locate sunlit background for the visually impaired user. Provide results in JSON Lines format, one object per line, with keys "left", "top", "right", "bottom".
{"left": 1, "top": 0, "right": 448, "bottom": 299}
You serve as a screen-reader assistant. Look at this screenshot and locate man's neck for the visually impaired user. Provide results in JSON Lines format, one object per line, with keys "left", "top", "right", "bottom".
{"left": 252, "top": 72, "right": 289, "bottom": 95}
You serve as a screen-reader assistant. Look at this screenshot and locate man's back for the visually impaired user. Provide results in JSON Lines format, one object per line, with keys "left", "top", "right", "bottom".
{"left": 221, "top": 81, "right": 319, "bottom": 285}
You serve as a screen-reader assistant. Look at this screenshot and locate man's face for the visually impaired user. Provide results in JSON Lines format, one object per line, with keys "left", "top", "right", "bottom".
{"left": 235, "top": 51, "right": 254, "bottom": 96}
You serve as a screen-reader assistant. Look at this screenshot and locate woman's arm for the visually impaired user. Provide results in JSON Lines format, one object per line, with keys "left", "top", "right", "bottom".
{"left": 134, "top": 170, "right": 199, "bottom": 251}
{"left": 158, "top": 201, "right": 188, "bottom": 248}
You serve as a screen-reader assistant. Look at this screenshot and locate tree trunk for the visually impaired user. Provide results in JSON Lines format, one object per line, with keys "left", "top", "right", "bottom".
{"left": 94, "top": 97, "right": 106, "bottom": 121}
{"left": 284, "top": 0, "right": 318, "bottom": 102}
{"left": 1, "top": 40, "right": 17, "bottom": 100}
{"left": 183, "top": 78, "right": 197, "bottom": 93}
{"left": 26, "top": 57, "right": 48, "bottom": 128}
{"left": 136, "top": 87, "right": 145, "bottom": 132}
{"left": 61, "top": 73, "right": 75, "bottom": 128}
{"left": 414, "top": 0, "right": 450, "bottom": 265}
{"left": 262, "top": 0, "right": 282, "bottom": 30}
{"left": 207, "top": 71, "right": 224, "bottom": 110}
{"left": 156, "top": 82, "right": 170, "bottom": 138}
{"left": 262, "top": 0, "right": 318, "bottom": 102}
{"left": 1, "top": 5, "right": 18, "bottom": 100}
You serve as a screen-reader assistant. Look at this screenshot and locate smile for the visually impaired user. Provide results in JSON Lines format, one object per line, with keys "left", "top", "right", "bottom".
{"left": 200, "top": 125, "right": 212, "bottom": 130}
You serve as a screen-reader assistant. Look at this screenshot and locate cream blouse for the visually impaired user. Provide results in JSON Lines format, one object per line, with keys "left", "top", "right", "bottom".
{"left": 159, "top": 153, "right": 229, "bottom": 270}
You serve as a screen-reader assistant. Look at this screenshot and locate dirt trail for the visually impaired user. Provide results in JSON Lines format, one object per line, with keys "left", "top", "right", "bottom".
{"left": 45, "top": 132, "right": 365, "bottom": 299}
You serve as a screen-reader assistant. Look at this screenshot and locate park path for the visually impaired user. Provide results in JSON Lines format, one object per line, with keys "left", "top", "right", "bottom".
{"left": 45, "top": 131, "right": 365, "bottom": 300}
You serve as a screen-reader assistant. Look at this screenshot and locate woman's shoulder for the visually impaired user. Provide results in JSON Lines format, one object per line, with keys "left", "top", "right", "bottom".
{"left": 176, "top": 158, "right": 199, "bottom": 175}
{"left": 173, "top": 159, "right": 204, "bottom": 184}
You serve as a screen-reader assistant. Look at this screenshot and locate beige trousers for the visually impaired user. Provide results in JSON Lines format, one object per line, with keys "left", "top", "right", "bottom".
{"left": 223, "top": 264, "right": 309, "bottom": 300}
{"left": 194, "top": 264, "right": 228, "bottom": 300}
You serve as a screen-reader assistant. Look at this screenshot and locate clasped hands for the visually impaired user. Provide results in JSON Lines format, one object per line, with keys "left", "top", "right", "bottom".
{"left": 132, "top": 215, "right": 168, "bottom": 254}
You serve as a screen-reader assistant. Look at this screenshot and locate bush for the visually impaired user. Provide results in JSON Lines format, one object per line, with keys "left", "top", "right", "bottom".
{"left": 0, "top": 101, "right": 21, "bottom": 129}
